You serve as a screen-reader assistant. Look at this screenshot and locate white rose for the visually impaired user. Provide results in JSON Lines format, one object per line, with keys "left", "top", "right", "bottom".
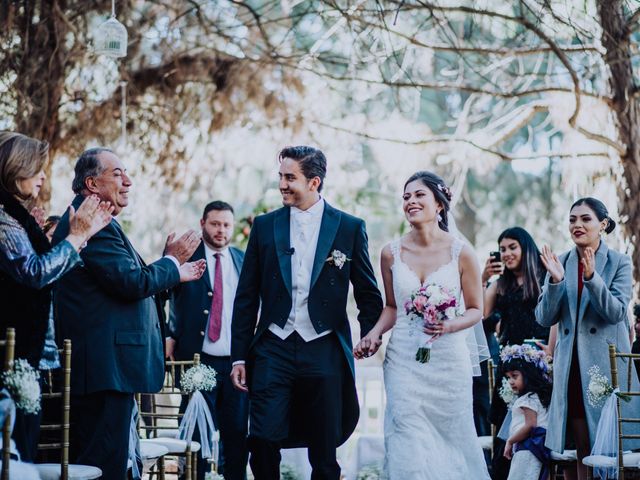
{"left": 431, "top": 293, "right": 446, "bottom": 305}
{"left": 425, "top": 285, "right": 438, "bottom": 296}
{"left": 445, "top": 307, "right": 456, "bottom": 319}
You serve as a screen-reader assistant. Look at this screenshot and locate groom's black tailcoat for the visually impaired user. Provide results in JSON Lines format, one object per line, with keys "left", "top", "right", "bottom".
{"left": 231, "top": 202, "right": 383, "bottom": 448}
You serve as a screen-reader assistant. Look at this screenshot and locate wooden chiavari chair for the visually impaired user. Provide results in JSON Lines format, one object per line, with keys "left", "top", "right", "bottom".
{"left": 137, "top": 353, "right": 203, "bottom": 480}
{"left": 34, "top": 340, "right": 102, "bottom": 480}
{"left": 582, "top": 345, "right": 640, "bottom": 480}
{"left": 0, "top": 328, "right": 15, "bottom": 480}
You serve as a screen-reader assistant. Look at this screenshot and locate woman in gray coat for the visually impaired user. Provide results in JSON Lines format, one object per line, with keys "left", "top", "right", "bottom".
{"left": 535, "top": 197, "right": 637, "bottom": 480}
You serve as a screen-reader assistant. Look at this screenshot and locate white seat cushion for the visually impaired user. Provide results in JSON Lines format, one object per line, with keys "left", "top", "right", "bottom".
{"left": 582, "top": 452, "right": 640, "bottom": 468}
{"left": 156, "top": 429, "right": 220, "bottom": 442}
{"left": 0, "top": 460, "right": 41, "bottom": 480}
{"left": 35, "top": 463, "right": 102, "bottom": 480}
{"left": 140, "top": 440, "right": 169, "bottom": 459}
{"left": 156, "top": 429, "right": 179, "bottom": 438}
{"left": 478, "top": 436, "right": 493, "bottom": 451}
{"left": 551, "top": 450, "right": 577, "bottom": 461}
{"left": 143, "top": 437, "right": 201, "bottom": 454}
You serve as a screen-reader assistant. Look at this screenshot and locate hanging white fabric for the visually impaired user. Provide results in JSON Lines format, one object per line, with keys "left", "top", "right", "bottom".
{"left": 128, "top": 399, "right": 142, "bottom": 480}
{"left": 0, "top": 388, "right": 18, "bottom": 459}
{"left": 591, "top": 388, "right": 620, "bottom": 479}
{"left": 178, "top": 391, "right": 217, "bottom": 459}
{"left": 446, "top": 212, "right": 490, "bottom": 376}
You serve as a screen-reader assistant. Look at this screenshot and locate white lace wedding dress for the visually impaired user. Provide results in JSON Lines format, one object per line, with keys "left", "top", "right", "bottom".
{"left": 383, "top": 238, "right": 490, "bottom": 480}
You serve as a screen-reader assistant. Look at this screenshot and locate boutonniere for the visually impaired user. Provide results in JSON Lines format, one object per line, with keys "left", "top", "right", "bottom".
{"left": 326, "top": 249, "right": 351, "bottom": 269}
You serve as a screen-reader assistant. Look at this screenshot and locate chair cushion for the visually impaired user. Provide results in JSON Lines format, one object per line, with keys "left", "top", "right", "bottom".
{"left": 143, "top": 437, "right": 201, "bottom": 454}
{"left": 140, "top": 440, "right": 169, "bottom": 459}
{"left": 551, "top": 450, "right": 577, "bottom": 461}
{"left": 478, "top": 436, "right": 493, "bottom": 451}
{"left": 156, "top": 429, "right": 220, "bottom": 442}
{"left": 582, "top": 452, "right": 640, "bottom": 468}
{"left": 35, "top": 463, "right": 103, "bottom": 480}
{"left": 0, "top": 460, "right": 41, "bottom": 480}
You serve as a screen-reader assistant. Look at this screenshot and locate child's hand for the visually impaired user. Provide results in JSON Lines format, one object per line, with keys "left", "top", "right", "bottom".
{"left": 503, "top": 440, "right": 513, "bottom": 460}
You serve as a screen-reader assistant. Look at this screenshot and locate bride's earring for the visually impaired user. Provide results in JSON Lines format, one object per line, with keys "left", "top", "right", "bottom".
{"left": 437, "top": 212, "right": 442, "bottom": 222}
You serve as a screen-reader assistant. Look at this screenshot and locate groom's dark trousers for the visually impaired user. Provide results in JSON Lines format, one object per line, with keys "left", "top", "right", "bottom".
{"left": 249, "top": 331, "right": 344, "bottom": 480}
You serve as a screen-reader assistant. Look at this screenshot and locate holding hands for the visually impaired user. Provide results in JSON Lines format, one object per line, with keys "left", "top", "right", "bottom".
{"left": 540, "top": 245, "right": 564, "bottom": 283}
{"left": 354, "top": 329, "right": 383, "bottom": 359}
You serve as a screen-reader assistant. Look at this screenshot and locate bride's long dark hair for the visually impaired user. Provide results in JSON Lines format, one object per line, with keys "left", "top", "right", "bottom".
{"left": 404, "top": 171, "right": 452, "bottom": 232}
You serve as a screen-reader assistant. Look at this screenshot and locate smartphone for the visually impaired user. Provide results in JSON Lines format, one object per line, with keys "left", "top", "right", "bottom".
{"left": 524, "top": 338, "right": 544, "bottom": 349}
{"left": 489, "top": 251, "right": 501, "bottom": 263}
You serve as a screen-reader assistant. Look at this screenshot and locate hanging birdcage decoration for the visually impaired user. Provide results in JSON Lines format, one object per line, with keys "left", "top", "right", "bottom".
{"left": 94, "top": 0, "right": 127, "bottom": 58}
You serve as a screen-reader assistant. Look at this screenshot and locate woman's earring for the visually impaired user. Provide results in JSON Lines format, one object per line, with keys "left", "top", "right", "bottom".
{"left": 437, "top": 213, "right": 442, "bottom": 222}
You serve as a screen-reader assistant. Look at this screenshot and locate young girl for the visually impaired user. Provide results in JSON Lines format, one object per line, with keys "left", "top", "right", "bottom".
{"left": 501, "top": 344, "right": 552, "bottom": 480}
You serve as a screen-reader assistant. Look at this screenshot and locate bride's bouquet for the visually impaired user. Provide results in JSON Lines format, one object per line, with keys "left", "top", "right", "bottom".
{"left": 404, "top": 284, "right": 458, "bottom": 363}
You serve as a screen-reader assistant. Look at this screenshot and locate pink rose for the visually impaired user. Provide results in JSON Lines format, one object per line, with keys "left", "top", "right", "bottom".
{"left": 413, "top": 295, "right": 428, "bottom": 312}
{"left": 422, "top": 304, "right": 437, "bottom": 322}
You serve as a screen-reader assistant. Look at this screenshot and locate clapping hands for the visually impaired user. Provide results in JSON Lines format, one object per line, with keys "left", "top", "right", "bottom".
{"left": 178, "top": 258, "right": 206, "bottom": 283}
{"left": 540, "top": 245, "right": 564, "bottom": 283}
{"left": 66, "top": 195, "right": 115, "bottom": 250}
{"left": 164, "top": 230, "right": 201, "bottom": 264}
{"left": 581, "top": 247, "right": 595, "bottom": 280}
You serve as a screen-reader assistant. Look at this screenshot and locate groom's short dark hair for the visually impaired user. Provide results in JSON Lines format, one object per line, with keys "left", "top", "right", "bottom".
{"left": 278, "top": 146, "right": 327, "bottom": 192}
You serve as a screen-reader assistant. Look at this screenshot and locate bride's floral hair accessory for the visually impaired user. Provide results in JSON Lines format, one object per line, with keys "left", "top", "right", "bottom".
{"left": 436, "top": 184, "right": 453, "bottom": 201}
{"left": 500, "top": 344, "right": 552, "bottom": 382}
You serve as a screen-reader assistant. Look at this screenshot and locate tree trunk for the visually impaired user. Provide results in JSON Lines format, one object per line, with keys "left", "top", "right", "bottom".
{"left": 597, "top": 0, "right": 640, "bottom": 290}
{"left": 14, "top": 0, "right": 70, "bottom": 206}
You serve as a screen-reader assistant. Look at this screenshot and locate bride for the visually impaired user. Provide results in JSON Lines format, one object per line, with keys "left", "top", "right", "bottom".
{"left": 354, "top": 171, "right": 490, "bottom": 479}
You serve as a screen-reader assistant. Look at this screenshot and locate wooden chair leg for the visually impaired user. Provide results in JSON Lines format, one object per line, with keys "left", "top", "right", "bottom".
{"left": 185, "top": 451, "right": 192, "bottom": 480}
{"left": 192, "top": 452, "right": 197, "bottom": 480}
{"left": 158, "top": 455, "right": 165, "bottom": 480}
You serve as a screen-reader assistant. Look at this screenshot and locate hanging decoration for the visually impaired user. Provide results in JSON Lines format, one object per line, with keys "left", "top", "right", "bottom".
{"left": 94, "top": 0, "right": 128, "bottom": 58}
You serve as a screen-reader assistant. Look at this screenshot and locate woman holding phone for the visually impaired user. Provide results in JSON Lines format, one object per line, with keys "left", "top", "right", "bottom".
{"left": 482, "top": 226, "right": 555, "bottom": 479}
{"left": 535, "top": 198, "right": 638, "bottom": 480}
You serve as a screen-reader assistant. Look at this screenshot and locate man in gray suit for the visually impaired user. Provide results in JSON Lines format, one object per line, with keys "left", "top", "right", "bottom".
{"left": 167, "top": 201, "right": 249, "bottom": 480}
{"left": 53, "top": 148, "right": 206, "bottom": 479}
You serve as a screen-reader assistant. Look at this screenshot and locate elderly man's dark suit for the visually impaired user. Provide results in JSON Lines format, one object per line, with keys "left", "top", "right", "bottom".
{"left": 53, "top": 195, "right": 180, "bottom": 479}
{"left": 168, "top": 242, "right": 248, "bottom": 480}
{"left": 231, "top": 202, "right": 383, "bottom": 479}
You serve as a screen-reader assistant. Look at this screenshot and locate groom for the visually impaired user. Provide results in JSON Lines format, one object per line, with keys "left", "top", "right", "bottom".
{"left": 230, "top": 146, "right": 383, "bottom": 479}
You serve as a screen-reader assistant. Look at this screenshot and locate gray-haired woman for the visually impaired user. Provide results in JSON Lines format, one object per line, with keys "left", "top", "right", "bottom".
{"left": 0, "top": 131, "right": 113, "bottom": 461}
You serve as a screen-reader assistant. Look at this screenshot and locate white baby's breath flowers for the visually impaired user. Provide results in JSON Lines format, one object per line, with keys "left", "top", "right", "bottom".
{"left": 180, "top": 364, "right": 217, "bottom": 395}
{"left": 499, "top": 377, "right": 516, "bottom": 407}
{"left": 2, "top": 359, "right": 41, "bottom": 414}
{"left": 357, "top": 464, "right": 382, "bottom": 480}
{"left": 587, "top": 365, "right": 631, "bottom": 407}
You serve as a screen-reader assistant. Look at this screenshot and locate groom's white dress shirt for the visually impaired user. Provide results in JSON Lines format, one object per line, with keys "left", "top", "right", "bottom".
{"left": 201, "top": 244, "right": 239, "bottom": 356}
{"left": 269, "top": 198, "right": 332, "bottom": 342}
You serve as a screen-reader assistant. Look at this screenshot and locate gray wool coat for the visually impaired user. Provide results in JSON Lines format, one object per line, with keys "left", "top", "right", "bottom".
{"left": 535, "top": 241, "right": 640, "bottom": 453}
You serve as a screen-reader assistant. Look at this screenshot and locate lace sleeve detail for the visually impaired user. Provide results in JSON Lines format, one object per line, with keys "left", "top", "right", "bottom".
{"left": 451, "top": 237, "right": 464, "bottom": 263}
{"left": 389, "top": 239, "right": 401, "bottom": 264}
